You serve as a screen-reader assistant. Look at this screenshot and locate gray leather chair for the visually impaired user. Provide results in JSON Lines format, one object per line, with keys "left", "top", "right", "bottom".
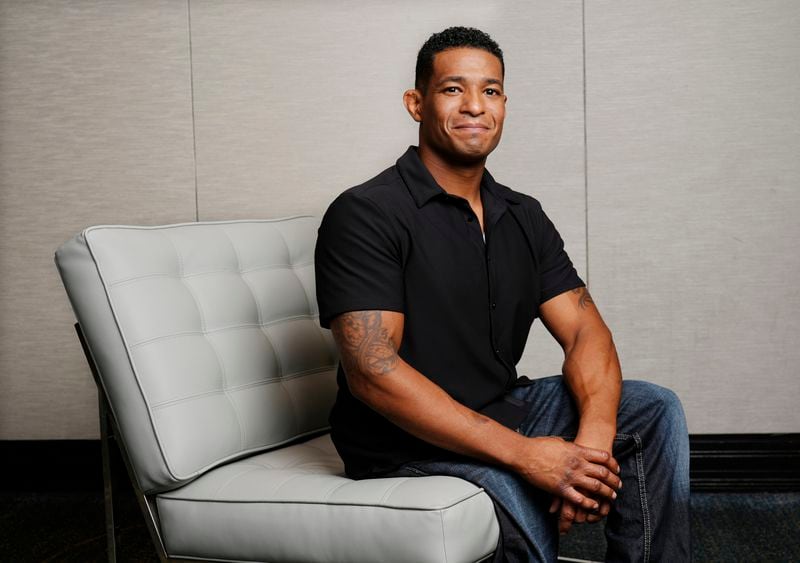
{"left": 55, "top": 216, "right": 499, "bottom": 562}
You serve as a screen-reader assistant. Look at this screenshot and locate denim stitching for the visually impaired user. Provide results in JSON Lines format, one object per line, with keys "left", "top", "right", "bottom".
{"left": 632, "top": 432, "right": 652, "bottom": 563}
{"left": 616, "top": 432, "right": 652, "bottom": 561}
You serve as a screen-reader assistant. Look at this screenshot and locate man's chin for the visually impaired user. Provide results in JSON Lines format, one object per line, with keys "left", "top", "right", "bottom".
{"left": 423, "top": 138, "right": 501, "bottom": 167}
{"left": 450, "top": 144, "right": 496, "bottom": 165}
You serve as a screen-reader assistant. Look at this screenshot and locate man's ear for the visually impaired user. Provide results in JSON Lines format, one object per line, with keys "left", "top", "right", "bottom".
{"left": 403, "top": 88, "right": 423, "bottom": 123}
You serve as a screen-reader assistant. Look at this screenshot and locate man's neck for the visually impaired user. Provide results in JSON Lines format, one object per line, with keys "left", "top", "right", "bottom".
{"left": 417, "top": 145, "right": 485, "bottom": 206}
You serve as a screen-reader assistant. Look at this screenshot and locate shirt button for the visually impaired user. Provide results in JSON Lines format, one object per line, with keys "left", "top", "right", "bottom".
{"left": 495, "top": 349, "right": 501, "bottom": 354}
{"left": 491, "top": 303, "right": 497, "bottom": 309}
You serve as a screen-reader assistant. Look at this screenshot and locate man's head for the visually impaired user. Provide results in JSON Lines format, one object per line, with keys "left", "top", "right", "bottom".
{"left": 404, "top": 27, "right": 507, "bottom": 165}
{"left": 414, "top": 26, "right": 505, "bottom": 94}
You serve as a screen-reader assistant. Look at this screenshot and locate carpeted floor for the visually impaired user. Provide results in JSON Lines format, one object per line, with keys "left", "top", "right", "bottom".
{"left": 1, "top": 490, "right": 798, "bottom": 562}
{"left": 559, "top": 492, "right": 800, "bottom": 562}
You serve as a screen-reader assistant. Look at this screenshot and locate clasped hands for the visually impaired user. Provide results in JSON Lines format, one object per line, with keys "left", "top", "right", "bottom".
{"left": 513, "top": 436, "right": 622, "bottom": 535}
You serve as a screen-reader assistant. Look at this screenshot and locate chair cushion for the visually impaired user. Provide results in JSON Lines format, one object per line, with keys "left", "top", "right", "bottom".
{"left": 156, "top": 434, "right": 499, "bottom": 563}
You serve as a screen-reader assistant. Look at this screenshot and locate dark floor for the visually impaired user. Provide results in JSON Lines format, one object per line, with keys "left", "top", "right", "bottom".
{"left": 1, "top": 489, "right": 799, "bottom": 562}
{"left": 559, "top": 492, "right": 800, "bottom": 562}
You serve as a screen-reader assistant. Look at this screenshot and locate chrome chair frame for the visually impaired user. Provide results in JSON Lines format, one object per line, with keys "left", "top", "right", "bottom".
{"left": 76, "top": 321, "right": 185, "bottom": 562}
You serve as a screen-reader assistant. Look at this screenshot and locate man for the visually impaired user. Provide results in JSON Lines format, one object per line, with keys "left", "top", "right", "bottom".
{"left": 315, "top": 26, "right": 689, "bottom": 562}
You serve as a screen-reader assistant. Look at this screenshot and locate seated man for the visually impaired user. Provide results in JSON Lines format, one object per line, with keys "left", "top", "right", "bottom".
{"left": 315, "top": 26, "right": 690, "bottom": 562}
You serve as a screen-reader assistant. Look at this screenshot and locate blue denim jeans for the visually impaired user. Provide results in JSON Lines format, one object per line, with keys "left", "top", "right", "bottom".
{"left": 383, "top": 376, "right": 691, "bottom": 562}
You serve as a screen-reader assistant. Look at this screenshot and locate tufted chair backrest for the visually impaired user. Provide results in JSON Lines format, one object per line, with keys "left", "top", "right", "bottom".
{"left": 55, "top": 217, "right": 338, "bottom": 494}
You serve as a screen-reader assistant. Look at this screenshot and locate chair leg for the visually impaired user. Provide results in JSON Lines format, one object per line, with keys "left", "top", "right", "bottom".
{"left": 98, "top": 392, "right": 174, "bottom": 562}
{"left": 99, "top": 392, "right": 117, "bottom": 563}
{"left": 76, "top": 322, "right": 173, "bottom": 562}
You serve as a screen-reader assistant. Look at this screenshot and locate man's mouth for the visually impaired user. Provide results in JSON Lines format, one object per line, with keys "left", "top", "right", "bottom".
{"left": 453, "top": 123, "right": 490, "bottom": 132}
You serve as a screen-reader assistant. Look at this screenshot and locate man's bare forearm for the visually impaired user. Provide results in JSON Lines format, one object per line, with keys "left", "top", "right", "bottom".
{"left": 561, "top": 289, "right": 622, "bottom": 450}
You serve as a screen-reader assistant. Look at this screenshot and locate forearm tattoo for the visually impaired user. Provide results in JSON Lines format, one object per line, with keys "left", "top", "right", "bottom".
{"left": 572, "top": 287, "right": 595, "bottom": 310}
{"left": 332, "top": 311, "right": 398, "bottom": 376}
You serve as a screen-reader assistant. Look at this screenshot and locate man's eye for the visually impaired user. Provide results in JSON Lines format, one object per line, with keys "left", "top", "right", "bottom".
{"left": 445, "top": 86, "right": 460, "bottom": 93}
{"left": 486, "top": 88, "right": 500, "bottom": 96}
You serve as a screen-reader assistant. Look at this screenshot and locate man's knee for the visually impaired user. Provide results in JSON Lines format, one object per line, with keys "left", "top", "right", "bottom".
{"left": 620, "top": 380, "right": 690, "bottom": 481}
{"left": 622, "top": 379, "right": 688, "bottom": 429}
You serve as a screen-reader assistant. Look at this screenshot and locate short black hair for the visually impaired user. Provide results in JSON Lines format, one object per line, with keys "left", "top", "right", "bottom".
{"left": 415, "top": 26, "right": 504, "bottom": 93}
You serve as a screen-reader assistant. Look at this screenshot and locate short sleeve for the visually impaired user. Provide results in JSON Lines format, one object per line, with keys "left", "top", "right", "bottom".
{"left": 532, "top": 203, "right": 585, "bottom": 305}
{"left": 315, "top": 191, "right": 405, "bottom": 328}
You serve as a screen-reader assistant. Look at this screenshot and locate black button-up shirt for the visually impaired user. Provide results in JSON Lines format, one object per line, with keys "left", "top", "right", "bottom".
{"left": 315, "top": 146, "right": 584, "bottom": 478}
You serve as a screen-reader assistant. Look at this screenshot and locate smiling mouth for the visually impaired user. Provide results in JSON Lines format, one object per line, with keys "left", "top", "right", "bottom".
{"left": 454, "top": 124, "right": 490, "bottom": 132}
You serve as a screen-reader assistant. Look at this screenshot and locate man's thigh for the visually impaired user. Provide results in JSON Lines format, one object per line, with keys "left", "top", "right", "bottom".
{"left": 512, "top": 375, "right": 688, "bottom": 441}
{"left": 384, "top": 456, "right": 557, "bottom": 562}
{"left": 512, "top": 374, "right": 580, "bottom": 438}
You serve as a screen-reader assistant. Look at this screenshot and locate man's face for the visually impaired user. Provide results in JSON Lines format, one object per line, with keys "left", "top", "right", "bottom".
{"left": 407, "top": 47, "right": 507, "bottom": 164}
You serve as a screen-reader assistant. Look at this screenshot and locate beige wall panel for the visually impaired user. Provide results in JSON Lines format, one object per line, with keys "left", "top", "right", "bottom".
{"left": 0, "top": 1, "right": 196, "bottom": 438}
{"left": 585, "top": 2, "right": 800, "bottom": 432}
{"left": 190, "top": 0, "right": 586, "bottom": 377}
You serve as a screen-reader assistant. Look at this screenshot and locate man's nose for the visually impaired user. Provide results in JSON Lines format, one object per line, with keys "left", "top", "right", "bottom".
{"left": 460, "top": 89, "right": 484, "bottom": 116}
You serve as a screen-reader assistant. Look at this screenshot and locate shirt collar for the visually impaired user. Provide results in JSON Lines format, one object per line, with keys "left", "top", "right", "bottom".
{"left": 396, "top": 146, "right": 521, "bottom": 208}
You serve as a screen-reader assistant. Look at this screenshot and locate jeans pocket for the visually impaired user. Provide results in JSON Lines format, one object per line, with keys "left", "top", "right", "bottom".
{"left": 404, "top": 465, "right": 431, "bottom": 477}
{"left": 383, "top": 464, "right": 432, "bottom": 478}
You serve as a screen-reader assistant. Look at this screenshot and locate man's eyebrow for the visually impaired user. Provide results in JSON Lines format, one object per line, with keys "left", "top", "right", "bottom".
{"left": 434, "top": 75, "right": 504, "bottom": 87}
{"left": 434, "top": 75, "right": 466, "bottom": 87}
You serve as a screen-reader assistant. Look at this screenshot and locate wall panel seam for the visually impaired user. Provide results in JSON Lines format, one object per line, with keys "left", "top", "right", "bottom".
{"left": 581, "top": 0, "right": 590, "bottom": 287}
{"left": 188, "top": 0, "right": 199, "bottom": 222}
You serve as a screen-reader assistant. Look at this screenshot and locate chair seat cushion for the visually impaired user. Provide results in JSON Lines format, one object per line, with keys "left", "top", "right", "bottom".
{"left": 156, "top": 434, "right": 499, "bottom": 562}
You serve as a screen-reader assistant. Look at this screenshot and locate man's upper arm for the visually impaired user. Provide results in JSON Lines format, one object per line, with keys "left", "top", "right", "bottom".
{"left": 539, "top": 287, "right": 608, "bottom": 353}
{"left": 528, "top": 199, "right": 605, "bottom": 351}
{"left": 329, "top": 310, "right": 405, "bottom": 398}
{"left": 315, "top": 191, "right": 405, "bottom": 329}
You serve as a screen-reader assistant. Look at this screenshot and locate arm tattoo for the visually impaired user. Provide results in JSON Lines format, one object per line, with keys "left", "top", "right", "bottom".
{"left": 332, "top": 311, "right": 398, "bottom": 376}
{"left": 571, "top": 287, "right": 595, "bottom": 310}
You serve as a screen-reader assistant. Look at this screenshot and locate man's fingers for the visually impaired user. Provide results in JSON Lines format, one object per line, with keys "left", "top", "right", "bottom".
{"left": 585, "top": 499, "right": 611, "bottom": 523}
{"left": 586, "top": 512, "right": 603, "bottom": 523}
{"left": 580, "top": 446, "right": 621, "bottom": 473}
{"left": 576, "top": 475, "right": 618, "bottom": 501}
{"left": 549, "top": 496, "right": 561, "bottom": 514}
{"left": 559, "top": 517, "right": 574, "bottom": 535}
{"left": 560, "top": 501, "right": 576, "bottom": 522}
{"left": 559, "top": 499, "right": 608, "bottom": 530}
{"left": 585, "top": 462, "right": 623, "bottom": 491}
{"left": 558, "top": 502, "right": 576, "bottom": 535}
{"left": 561, "top": 485, "right": 600, "bottom": 511}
